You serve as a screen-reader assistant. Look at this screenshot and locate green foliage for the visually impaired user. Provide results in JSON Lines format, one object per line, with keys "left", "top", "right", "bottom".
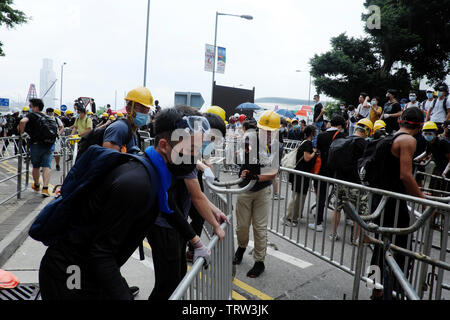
{"left": 324, "top": 102, "right": 340, "bottom": 121}
{"left": 310, "top": 1, "right": 449, "bottom": 105}
{"left": 0, "top": 0, "right": 28, "bottom": 56}
{"left": 96, "top": 106, "right": 107, "bottom": 116}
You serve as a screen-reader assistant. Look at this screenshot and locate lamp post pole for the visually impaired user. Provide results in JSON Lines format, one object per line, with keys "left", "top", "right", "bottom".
{"left": 60, "top": 62, "right": 67, "bottom": 107}
{"left": 143, "top": 0, "right": 151, "bottom": 87}
{"left": 211, "top": 12, "right": 253, "bottom": 105}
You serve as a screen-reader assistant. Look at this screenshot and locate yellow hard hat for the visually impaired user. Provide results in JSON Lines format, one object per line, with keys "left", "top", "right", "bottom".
{"left": 373, "top": 120, "right": 386, "bottom": 133}
{"left": 423, "top": 121, "right": 438, "bottom": 131}
{"left": 54, "top": 109, "right": 61, "bottom": 116}
{"left": 117, "top": 112, "right": 124, "bottom": 118}
{"left": 87, "top": 111, "right": 94, "bottom": 115}
{"left": 125, "top": 87, "right": 154, "bottom": 108}
{"left": 23, "top": 106, "right": 30, "bottom": 112}
{"left": 257, "top": 111, "right": 281, "bottom": 131}
{"left": 102, "top": 113, "right": 109, "bottom": 118}
{"left": 206, "top": 106, "right": 226, "bottom": 123}
{"left": 109, "top": 115, "right": 116, "bottom": 120}
{"left": 65, "top": 110, "right": 73, "bottom": 115}
{"left": 356, "top": 118, "right": 374, "bottom": 131}
{"left": 286, "top": 118, "right": 292, "bottom": 123}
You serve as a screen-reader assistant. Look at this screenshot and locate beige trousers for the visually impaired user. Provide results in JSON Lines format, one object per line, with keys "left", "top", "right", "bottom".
{"left": 236, "top": 186, "right": 271, "bottom": 262}
{"left": 286, "top": 192, "right": 307, "bottom": 222}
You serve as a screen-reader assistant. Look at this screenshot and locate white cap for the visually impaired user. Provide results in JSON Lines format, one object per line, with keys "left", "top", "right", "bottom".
{"left": 426, "top": 88, "right": 434, "bottom": 93}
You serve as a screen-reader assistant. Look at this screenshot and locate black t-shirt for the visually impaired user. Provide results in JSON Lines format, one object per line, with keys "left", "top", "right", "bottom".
{"left": 428, "top": 138, "right": 450, "bottom": 174}
{"left": 335, "top": 136, "right": 367, "bottom": 183}
{"left": 383, "top": 102, "right": 402, "bottom": 133}
{"left": 317, "top": 129, "right": 345, "bottom": 176}
{"left": 295, "top": 140, "right": 314, "bottom": 172}
{"left": 314, "top": 103, "right": 324, "bottom": 122}
{"left": 25, "top": 112, "right": 44, "bottom": 144}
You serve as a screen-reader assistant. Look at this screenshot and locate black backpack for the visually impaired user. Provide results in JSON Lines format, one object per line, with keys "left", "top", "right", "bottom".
{"left": 35, "top": 113, "right": 58, "bottom": 145}
{"left": 77, "top": 119, "right": 134, "bottom": 158}
{"left": 357, "top": 133, "right": 408, "bottom": 188}
{"left": 328, "top": 136, "right": 361, "bottom": 175}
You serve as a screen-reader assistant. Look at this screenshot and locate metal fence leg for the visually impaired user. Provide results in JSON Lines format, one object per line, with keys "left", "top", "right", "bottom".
{"left": 435, "top": 215, "right": 449, "bottom": 300}
{"left": 417, "top": 218, "right": 433, "bottom": 299}
{"left": 351, "top": 229, "right": 366, "bottom": 300}
{"left": 17, "top": 137, "right": 23, "bottom": 200}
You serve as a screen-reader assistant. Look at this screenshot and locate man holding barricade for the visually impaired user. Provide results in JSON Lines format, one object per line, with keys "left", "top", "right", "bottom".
{"left": 233, "top": 110, "right": 280, "bottom": 278}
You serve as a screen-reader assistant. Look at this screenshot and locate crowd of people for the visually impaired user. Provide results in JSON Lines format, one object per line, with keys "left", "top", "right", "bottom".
{"left": 1, "top": 81, "right": 448, "bottom": 300}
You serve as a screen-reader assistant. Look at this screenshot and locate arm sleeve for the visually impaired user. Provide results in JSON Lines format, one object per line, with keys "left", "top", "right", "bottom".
{"left": 87, "top": 165, "right": 151, "bottom": 300}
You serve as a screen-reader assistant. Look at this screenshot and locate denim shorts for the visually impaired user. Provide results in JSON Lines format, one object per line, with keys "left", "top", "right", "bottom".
{"left": 30, "top": 143, "right": 53, "bottom": 168}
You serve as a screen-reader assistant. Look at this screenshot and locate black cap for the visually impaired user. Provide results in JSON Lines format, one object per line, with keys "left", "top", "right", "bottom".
{"left": 77, "top": 106, "right": 86, "bottom": 114}
{"left": 438, "top": 84, "right": 448, "bottom": 92}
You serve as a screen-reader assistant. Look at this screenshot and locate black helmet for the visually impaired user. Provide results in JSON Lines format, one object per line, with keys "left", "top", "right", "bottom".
{"left": 437, "top": 83, "right": 448, "bottom": 93}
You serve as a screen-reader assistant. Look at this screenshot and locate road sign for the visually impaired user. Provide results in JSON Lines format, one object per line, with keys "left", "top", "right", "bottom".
{"left": 0, "top": 98, "right": 10, "bottom": 113}
{"left": 60, "top": 105, "right": 67, "bottom": 112}
{"left": 174, "top": 92, "right": 205, "bottom": 109}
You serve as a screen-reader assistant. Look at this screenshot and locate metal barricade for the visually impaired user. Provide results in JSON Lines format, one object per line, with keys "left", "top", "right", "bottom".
{"left": 0, "top": 136, "right": 30, "bottom": 206}
{"left": 169, "top": 178, "right": 256, "bottom": 300}
{"left": 269, "top": 167, "right": 450, "bottom": 300}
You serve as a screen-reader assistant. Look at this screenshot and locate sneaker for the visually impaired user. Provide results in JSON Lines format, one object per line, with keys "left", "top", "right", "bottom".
{"left": 56, "top": 164, "right": 61, "bottom": 171}
{"left": 130, "top": 286, "right": 139, "bottom": 298}
{"left": 247, "top": 262, "right": 265, "bottom": 278}
{"left": 186, "top": 250, "right": 194, "bottom": 263}
{"left": 329, "top": 234, "right": 341, "bottom": 241}
{"left": 233, "top": 247, "right": 246, "bottom": 265}
{"left": 308, "top": 223, "right": 323, "bottom": 232}
{"left": 41, "top": 188, "right": 50, "bottom": 197}
{"left": 282, "top": 218, "right": 298, "bottom": 227}
{"left": 32, "top": 184, "right": 40, "bottom": 192}
{"left": 273, "top": 194, "right": 285, "bottom": 200}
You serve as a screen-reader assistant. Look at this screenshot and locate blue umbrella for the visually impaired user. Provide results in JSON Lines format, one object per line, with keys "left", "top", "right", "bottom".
{"left": 236, "top": 102, "right": 263, "bottom": 111}
{"left": 275, "top": 109, "right": 296, "bottom": 119}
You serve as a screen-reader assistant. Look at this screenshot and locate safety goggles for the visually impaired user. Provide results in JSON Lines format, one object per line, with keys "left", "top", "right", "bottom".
{"left": 175, "top": 116, "right": 211, "bottom": 134}
{"left": 422, "top": 132, "right": 436, "bottom": 137}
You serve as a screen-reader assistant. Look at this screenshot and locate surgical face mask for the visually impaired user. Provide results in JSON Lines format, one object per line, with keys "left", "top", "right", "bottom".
{"left": 427, "top": 93, "right": 434, "bottom": 99}
{"left": 422, "top": 133, "right": 435, "bottom": 142}
{"left": 371, "top": 101, "right": 377, "bottom": 106}
{"left": 340, "top": 106, "right": 345, "bottom": 110}
{"left": 401, "top": 104, "right": 406, "bottom": 108}
{"left": 133, "top": 112, "right": 149, "bottom": 127}
{"left": 437, "top": 91, "right": 444, "bottom": 98}
{"left": 409, "top": 96, "right": 416, "bottom": 102}
{"left": 294, "top": 125, "right": 301, "bottom": 129}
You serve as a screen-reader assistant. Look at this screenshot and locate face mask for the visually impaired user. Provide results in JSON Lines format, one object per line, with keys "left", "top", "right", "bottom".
{"left": 423, "top": 134, "right": 435, "bottom": 142}
{"left": 340, "top": 106, "right": 345, "bottom": 110}
{"left": 167, "top": 152, "right": 197, "bottom": 177}
{"left": 437, "top": 91, "right": 444, "bottom": 98}
{"left": 409, "top": 96, "right": 416, "bottom": 102}
{"left": 294, "top": 125, "right": 301, "bottom": 129}
{"left": 427, "top": 93, "right": 434, "bottom": 99}
{"left": 371, "top": 101, "right": 376, "bottom": 106}
{"left": 202, "top": 141, "right": 214, "bottom": 156}
{"left": 133, "top": 112, "right": 149, "bottom": 127}
{"left": 401, "top": 104, "right": 406, "bottom": 108}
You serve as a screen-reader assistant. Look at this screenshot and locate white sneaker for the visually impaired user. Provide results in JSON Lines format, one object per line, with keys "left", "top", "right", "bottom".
{"left": 281, "top": 218, "right": 298, "bottom": 227}
{"left": 329, "top": 234, "right": 341, "bottom": 241}
{"left": 308, "top": 223, "right": 323, "bottom": 232}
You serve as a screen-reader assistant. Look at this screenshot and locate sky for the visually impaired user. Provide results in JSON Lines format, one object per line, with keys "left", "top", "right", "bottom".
{"left": 0, "top": 0, "right": 368, "bottom": 111}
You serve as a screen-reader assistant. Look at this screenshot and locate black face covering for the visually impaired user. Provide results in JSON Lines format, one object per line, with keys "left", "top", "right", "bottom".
{"left": 167, "top": 153, "right": 197, "bottom": 177}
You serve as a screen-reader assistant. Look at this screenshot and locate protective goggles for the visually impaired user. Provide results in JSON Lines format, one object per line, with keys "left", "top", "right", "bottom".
{"left": 175, "top": 116, "right": 211, "bottom": 134}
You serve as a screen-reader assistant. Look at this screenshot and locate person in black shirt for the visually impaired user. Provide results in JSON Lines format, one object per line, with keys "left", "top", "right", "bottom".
{"left": 328, "top": 119, "right": 371, "bottom": 242}
{"left": 381, "top": 89, "right": 402, "bottom": 134}
{"left": 313, "top": 94, "right": 325, "bottom": 147}
{"left": 309, "top": 115, "right": 346, "bottom": 232}
{"left": 283, "top": 125, "right": 317, "bottom": 226}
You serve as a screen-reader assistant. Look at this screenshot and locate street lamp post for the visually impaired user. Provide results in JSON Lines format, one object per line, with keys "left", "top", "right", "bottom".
{"left": 60, "top": 62, "right": 67, "bottom": 108}
{"left": 143, "top": 0, "right": 151, "bottom": 87}
{"left": 296, "top": 69, "right": 312, "bottom": 106}
{"left": 211, "top": 12, "right": 253, "bottom": 105}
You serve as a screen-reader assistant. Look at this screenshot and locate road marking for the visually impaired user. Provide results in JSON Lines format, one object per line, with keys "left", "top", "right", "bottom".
{"left": 232, "top": 278, "right": 274, "bottom": 300}
{"left": 232, "top": 291, "right": 247, "bottom": 300}
{"left": 236, "top": 237, "right": 313, "bottom": 270}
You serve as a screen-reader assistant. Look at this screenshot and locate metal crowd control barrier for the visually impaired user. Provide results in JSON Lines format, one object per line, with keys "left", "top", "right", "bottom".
{"left": 0, "top": 136, "right": 30, "bottom": 206}
{"left": 269, "top": 167, "right": 450, "bottom": 300}
{"left": 169, "top": 178, "right": 257, "bottom": 300}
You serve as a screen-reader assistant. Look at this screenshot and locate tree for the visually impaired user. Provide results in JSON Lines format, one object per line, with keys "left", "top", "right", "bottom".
{"left": 0, "top": 0, "right": 28, "bottom": 56}
{"left": 363, "top": 0, "right": 450, "bottom": 84}
{"left": 310, "top": 1, "right": 449, "bottom": 105}
{"left": 310, "top": 33, "right": 412, "bottom": 105}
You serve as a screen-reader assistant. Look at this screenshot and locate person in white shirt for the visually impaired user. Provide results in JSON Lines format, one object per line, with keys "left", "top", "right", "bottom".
{"left": 406, "top": 92, "right": 420, "bottom": 109}
{"left": 421, "top": 88, "right": 436, "bottom": 114}
{"left": 426, "top": 84, "right": 450, "bottom": 134}
{"left": 355, "top": 93, "right": 370, "bottom": 120}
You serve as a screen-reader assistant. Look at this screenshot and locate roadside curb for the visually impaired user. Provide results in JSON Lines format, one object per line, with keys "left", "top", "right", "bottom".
{"left": 0, "top": 197, "right": 52, "bottom": 267}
